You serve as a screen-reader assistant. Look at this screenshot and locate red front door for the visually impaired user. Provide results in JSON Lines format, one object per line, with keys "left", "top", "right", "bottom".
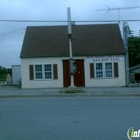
{"left": 63, "top": 60, "right": 85, "bottom": 87}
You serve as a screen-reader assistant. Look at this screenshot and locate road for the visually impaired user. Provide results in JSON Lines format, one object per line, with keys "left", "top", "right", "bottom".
{"left": 0, "top": 97, "right": 140, "bottom": 140}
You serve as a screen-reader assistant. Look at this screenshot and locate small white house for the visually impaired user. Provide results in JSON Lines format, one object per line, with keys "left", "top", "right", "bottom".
{"left": 20, "top": 24, "right": 126, "bottom": 88}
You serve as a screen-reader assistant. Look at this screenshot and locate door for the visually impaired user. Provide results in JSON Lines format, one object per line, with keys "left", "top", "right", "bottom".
{"left": 63, "top": 60, "right": 85, "bottom": 87}
{"left": 135, "top": 74, "right": 140, "bottom": 81}
{"left": 63, "top": 60, "right": 70, "bottom": 87}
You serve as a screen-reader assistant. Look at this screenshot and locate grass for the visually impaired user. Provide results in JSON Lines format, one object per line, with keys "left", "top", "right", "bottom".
{"left": 59, "top": 89, "right": 85, "bottom": 94}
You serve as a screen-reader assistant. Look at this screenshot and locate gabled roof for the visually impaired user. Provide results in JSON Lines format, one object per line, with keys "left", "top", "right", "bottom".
{"left": 130, "top": 64, "right": 140, "bottom": 72}
{"left": 20, "top": 24, "right": 125, "bottom": 58}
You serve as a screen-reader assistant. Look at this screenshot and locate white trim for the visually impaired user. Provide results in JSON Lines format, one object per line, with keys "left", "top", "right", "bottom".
{"left": 34, "top": 64, "right": 53, "bottom": 81}
{"left": 94, "top": 62, "right": 114, "bottom": 79}
{"left": 104, "top": 62, "right": 114, "bottom": 78}
{"left": 34, "top": 64, "right": 43, "bottom": 80}
{"left": 95, "top": 62, "right": 103, "bottom": 78}
{"left": 44, "top": 63, "right": 53, "bottom": 80}
{"left": 86, "top": 55, "right": 124, "bottom": 62}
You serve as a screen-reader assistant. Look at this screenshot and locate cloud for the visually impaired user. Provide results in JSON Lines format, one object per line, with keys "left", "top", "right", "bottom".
{"left": 0, "top": 0, "right": 140, "bottom": 68}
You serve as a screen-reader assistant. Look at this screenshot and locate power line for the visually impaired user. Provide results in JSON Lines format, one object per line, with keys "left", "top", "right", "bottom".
{"left": 131, "top": 32, "right": 140, "bottom": 34}
{"left": 0, "top": 28, "right": 25, "bottom": 36}
{"left": 0, "top": 45, "right": 22, "bottom": 48}
{"left": 0, "top": 19, "right": 140, "bottom": 22}
{"left": 131, "top": 33, "right": 140, "bottom": 36}
{"left": 131, "top": 31, "right": 140, "bottom": 33}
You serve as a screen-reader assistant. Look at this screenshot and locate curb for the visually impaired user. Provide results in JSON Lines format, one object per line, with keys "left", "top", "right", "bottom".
{"left": 0, "top": 93, "right": 140, "bottom": 99}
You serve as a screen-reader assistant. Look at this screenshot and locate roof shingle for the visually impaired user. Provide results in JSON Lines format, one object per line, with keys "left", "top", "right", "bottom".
{"left": 20, "top": 24, "right": 125, "bottom": 58}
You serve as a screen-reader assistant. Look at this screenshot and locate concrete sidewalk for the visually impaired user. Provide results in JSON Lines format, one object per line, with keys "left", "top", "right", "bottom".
{"left": 0, "top": 85, "right": 140, "bottom": 98}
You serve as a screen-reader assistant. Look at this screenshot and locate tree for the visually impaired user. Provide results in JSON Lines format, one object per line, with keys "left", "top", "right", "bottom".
{"left": 128, "top": 36, "right": 140, "bottom": 67}
{"left": 0, "top": 66, "right": 7, "bottom": 81}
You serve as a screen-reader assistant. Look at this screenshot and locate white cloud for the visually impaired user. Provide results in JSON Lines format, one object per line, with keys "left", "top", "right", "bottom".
{"left": 0, "top": 0, "right": 140, "bottom": 68}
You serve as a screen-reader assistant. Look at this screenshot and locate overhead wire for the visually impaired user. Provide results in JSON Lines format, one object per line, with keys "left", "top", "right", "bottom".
{"left": 0, "top": 28, "right": 25, "bottom": 36}
{"left": 0, "top": 19, "right": 140, "bottom": 22}
{"left": 0, "top": 19, "right": 139, "bottom": 47}
{"left": 0, "top": 45, "right": 22, "bottom": 48}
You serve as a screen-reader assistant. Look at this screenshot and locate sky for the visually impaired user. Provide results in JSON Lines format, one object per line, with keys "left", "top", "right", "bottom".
{"left": 0, "top": 0, "right": 140, "bottom": 68}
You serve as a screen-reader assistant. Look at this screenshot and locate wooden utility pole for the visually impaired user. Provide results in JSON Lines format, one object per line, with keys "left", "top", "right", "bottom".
{"left": 123, "top": 22, "right": 130, "bottom": 86}
{"left": 67, "top": 7, "right": 76, "bottom": 89}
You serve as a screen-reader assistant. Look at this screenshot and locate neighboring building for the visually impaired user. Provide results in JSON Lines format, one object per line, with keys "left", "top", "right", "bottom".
{"left": 20, "top": 24, "right": 126, "bottom": 88}
{"left": 7, "top": 68, "right": 12, "bottom": 76}
{"left": 12, "top": 65, "right": 21, "bottom": 85}
{"left": 6, "top": 74, "right": 12, "bottom": 85}
{"left": 129, "top": 64, "right": 140, "bottom": 83}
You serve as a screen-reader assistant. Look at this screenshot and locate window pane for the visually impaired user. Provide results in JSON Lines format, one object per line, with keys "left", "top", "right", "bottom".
{"left": 35, "top": 72, "right": 42, "bottom": 79}
{"left": 35, "top": 65, "right": 43, "bottom": 79}
{"left": 105, "top": 63, "right": 112, "bottom": 70}
{"left": 96, "top": 63, "right": 103, "bottom": 78}
{"left": 105, "top": 63, "right": 113, "bottom": 78}
{"left": 105, "top": 71, "right": 112, "bottom": 77}
{"left": 44, "top": 64, "right": 52, "bottom": 71}
{"left": 44, "top": 64, "right": 52, "bottom": 79}
{"left": 96, "top": 63, "right": 102, "bottom": 70}
{"left": 96, "top": 71, "right": 103, "bottom": 78}
{"left": 45, "top": 72, "right": 52, "bottom": 79}
{"left": 35, "top": 65, "right": 42, "bottom": 72}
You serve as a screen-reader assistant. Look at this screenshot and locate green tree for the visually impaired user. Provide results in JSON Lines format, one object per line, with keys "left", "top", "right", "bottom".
{"left": 128, "top": 36, "right": 140, "bottom": 67}
{"left": 0, "top": 66, "right": 7, "bottom": 81}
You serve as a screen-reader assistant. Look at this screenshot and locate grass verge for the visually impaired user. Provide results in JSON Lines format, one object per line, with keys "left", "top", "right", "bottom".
{"left": 59, "top": 89, "right": 85, "bottom": 94}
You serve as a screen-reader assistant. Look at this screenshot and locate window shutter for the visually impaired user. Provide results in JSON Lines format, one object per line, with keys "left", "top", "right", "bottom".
{"left": 114, "top": 62, "right": 119, "bottom": 78}
{"left": 90, "top": 63, "right": 94, "bottom": 78}
{"left": 53, "top": 64, "right": 58, "bottom": 79}
{"left": 29, "top": 65, "right": 34, "bottom": 80}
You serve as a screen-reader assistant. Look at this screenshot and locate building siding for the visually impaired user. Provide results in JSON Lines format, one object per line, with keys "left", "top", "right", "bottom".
{"left": 21, "top": 58, "right": 63, "bottom": 88}
{"left": 84, "top": 58, "right": 126, "bottom": 87}
{"left": 21, "top": 56, "right": 126, "bottom": 88}
{"left": 12, "top": 65, "right": 21, "bottom": 85}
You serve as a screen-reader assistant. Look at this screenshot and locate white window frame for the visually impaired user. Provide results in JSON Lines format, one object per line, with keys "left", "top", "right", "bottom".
{"left": 95, "top": 62, "right": 114, "bottom": 79}
{"left": 34, "top": 64, "right": 53, "bottom": 80}
{"left": 44, "top": 64, "right": 53, "bottom": 80}
{"left": 34, "top": 64, "right": 43, "bottom": 80}
{"left": 95, "top": 63, "right": 103, "bottom": 78}
{"left": 105, "top": 62, "right": 114, "bottom": 78}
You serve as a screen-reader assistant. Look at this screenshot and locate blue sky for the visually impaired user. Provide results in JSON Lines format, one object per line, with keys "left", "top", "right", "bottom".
{"left": 0, "top": 0, "right": 140, "bottom": 68}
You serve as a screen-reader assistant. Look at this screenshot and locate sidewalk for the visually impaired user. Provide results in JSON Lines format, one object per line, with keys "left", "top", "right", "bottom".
{"left": 0, "top": 85, "right": 140, "bottom": 98}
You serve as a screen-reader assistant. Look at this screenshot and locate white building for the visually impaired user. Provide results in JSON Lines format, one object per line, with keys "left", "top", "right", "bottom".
{"left": 20, "top": 24, "right": 126, "bottom": 88}
{"left": 12, "top": 65, "right": 21, "bottom": 85}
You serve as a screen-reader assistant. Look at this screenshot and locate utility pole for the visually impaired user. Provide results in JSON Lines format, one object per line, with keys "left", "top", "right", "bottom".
{"left": 67, "top": 7, "right": 76, "bottom": 89}
{"left": 123, "top": 22, "right": 130, "bottom": 86}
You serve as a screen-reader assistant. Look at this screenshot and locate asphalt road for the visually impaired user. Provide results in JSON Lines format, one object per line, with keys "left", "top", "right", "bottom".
{"left": 0, "top": 97, "right": 140, "bottom": 140}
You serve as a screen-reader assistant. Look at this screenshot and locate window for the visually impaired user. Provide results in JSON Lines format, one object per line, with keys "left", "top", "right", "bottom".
{"left": 35, "top": 65, "right": 43, "bottom": 79}
{"left": 105, "top": 63, "right": 113, "bottom": 78}
{"left": 96, "top": 63, "right": 103, "bottom": 78}
{"left": 95, "top": 62, "right": 113, "bottom": 78}
{"left": 44, "top": 64, "right": 52, "bottom": 79}
{"left": 34, "top": 64, "right": 52, "bottom": 80}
